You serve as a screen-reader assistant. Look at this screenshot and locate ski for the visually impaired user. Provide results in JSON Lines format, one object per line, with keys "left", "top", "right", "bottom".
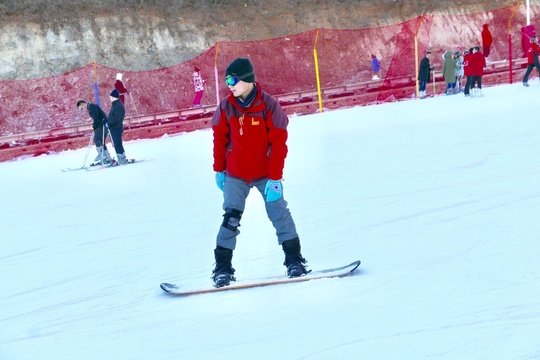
{"left": 61, "top": 166, "right": 88, "bottom": 172}
{"left": 85, "top": 158, "right": 145, "bottom": 171}
{"left": 160, "top": 260, "right": 360, "bottom": 297}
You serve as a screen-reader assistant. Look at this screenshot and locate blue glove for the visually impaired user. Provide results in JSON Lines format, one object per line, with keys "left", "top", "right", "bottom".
{"left": 215, "top": 171, "right": 225, "bottom": 191}
{"left": 264, "top": 180, "right": 282, "bottom": 202}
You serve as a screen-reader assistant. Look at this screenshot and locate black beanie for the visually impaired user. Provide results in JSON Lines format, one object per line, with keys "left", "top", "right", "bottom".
{"left": 225, "top": 58, "right": 255, "bottom": 83}
{"left": 110, "top": 89, "right": 120, "bottom": 98}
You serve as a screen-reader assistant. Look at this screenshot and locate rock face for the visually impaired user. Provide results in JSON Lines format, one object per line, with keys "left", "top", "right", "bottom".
{"left": 0, "top": 0, "right": 521, "bottom": 80}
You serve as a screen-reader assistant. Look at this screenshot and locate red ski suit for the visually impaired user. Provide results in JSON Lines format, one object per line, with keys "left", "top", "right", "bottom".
{"left": 212, "top": 85, "right": 289, "bottom": 182}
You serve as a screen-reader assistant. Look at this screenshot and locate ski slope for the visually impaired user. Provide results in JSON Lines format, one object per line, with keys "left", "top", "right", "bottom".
{"left": 1, "top": 82, "right": 539, "bottom": 359}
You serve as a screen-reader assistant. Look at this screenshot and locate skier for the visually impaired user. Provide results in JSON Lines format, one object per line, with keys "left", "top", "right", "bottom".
{"left": 418, "top": 51, "right": 434, "bottom": 98}
{"left": 192, "top": 67, "right": 206, "bottom": 107}
{"left": 106, "top": 89, "right": 129, "bottom": 164}
{"left": 481, "top": 24, "right": 493, "bottom": 60}
{"left": 522, "top": 36, "right": 540, "bottom": 87}
{"left": 211, "top": 57, "right": 308, "bottom": 287}
{"left": 76, "top": 100, "right": 112, "bottom": 164}
{"left": 114, "top": 73, "right": 129, "bottom": 104}
{"left": 371, "top": 54, "right": 381, "bottom": 80}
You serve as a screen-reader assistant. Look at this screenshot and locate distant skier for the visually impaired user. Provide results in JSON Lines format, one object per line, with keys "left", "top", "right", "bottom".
{"left": 418, "top": 51, "right": 434, "bottom": 98}
{"left": 211, "top": 57, "right": 308, "bottom": 287}
{"left": 114, "top": 73, "right": 129, "bottom": 104}
{"left": 371, "top": 54, "right": 381, "bottom": 80}
{"left": 192, "top": 67, "right": 206, "bottom": 107}
{"left": 522, "top": 36, "right": 540, "bottom": 87}
{"left": 106, "top": 89, "right": 129, "bottom": 164}
{"left": 481, "top": 24, "right": 493, "bottom": 59}
{"left": 469, "top": 46, "right": 486, "bottom": 96}
{"left": 76, "top": 100, "right": 112, "bottom": 164}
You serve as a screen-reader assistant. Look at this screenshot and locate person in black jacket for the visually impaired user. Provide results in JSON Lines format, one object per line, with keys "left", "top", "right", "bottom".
{"left": 418, "top": 51, "right": 435, "bottom": 98}
{"left": 76, "top": 100, "right": 112, "bottom": 164}
{"left": 106, "top": 89, "right": 128, "bottom": 164}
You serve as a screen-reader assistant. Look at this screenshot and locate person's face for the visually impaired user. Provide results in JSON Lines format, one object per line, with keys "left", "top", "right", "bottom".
{"left": 78, "top": 104, "right": 85, "bottom": 112}
{"left": 227, "top": 80, "right": 252, "bottom": 100}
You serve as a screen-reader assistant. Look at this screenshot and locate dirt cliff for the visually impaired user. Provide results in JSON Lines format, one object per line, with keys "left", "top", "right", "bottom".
{"left": 0, "top": 0, "right": 523, "bottom": 80}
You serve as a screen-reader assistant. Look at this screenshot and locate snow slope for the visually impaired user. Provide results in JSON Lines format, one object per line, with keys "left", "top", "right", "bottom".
{"left": 1, "top": 82, "right": 539, "bottom": 360}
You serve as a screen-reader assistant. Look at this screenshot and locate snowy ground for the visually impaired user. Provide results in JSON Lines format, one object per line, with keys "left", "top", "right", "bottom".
{"left": 1, "top": 82, "right": 540, "bottom": 360}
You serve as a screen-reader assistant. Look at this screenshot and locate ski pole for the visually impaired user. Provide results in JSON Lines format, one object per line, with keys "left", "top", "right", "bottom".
{"left": 129, "top": 92, "right": 138, "bottom": 115}
{"left": 100, "top": 126, "right": 106, "bottom": 165}
{"left": 81, "top": 131, "right": 94, "bottom": 168}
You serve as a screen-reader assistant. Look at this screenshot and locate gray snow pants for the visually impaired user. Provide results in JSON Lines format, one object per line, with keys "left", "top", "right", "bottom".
{"left": 216, "top": 176, "right": 298, "bottom": 250}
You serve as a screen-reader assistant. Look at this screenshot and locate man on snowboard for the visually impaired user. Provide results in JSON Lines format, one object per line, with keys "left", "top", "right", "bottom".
{"left": 211, "top": 57, "right": 308, "bottom": 287}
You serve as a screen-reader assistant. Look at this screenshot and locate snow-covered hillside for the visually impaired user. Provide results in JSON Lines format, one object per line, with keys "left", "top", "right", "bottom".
{"left": 1, "top": 82, "right": 539, "bottom": 360}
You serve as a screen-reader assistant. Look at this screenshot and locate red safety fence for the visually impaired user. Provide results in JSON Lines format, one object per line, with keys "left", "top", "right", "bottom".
{"left": 0, "top": 4, "right": 538, "bottom": 139}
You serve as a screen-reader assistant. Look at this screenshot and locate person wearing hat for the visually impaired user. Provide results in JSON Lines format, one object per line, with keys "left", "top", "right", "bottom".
{"left": 106, "top": 89, "right": 128, "bottom": 164}
{"left": 192, "top": 66, "right": 206, "bottom": 107}
{"left": 114, "top": 73, "right": 129, "bottom": 104}
{"left": 210, "top": 57, "right": 308, "bottom": 287}
{"left": 418, "top": 51, "right": 434, "bottom": 98}
{"left": 76, "top": 99, "right": 113, "bottom": 165}
{"left": 523, "top": 36, "right": 540, "bottom": 87}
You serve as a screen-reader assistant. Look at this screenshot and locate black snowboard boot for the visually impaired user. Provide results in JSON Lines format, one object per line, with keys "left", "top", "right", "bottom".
{"left": 282, "top": 237, "right": 308, "bottom": 277}
{"left": 212, "top": 246, "right": 235, "bottom": 288}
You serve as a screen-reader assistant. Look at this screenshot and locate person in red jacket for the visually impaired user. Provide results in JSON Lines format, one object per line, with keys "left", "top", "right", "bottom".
{"left": 211, "top": 57, "right": 308, "bottom": 287}
{"left": 481, "top": 24, "right": 493, "bottom": 59}
{"left": 468, "top": 47, "right": 486, "bottom": 97}
{"left": 114, "top": 73, "right": 129, "bottom": 104}
{"left": 523, "top": 36, "right": 540, "bottom": 87}
{"left": 462, "top": 48, "right": 473, "bottom": 96}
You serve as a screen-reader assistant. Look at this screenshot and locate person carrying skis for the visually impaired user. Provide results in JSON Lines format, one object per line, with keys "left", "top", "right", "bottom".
{"left": 211, "top": 57, "right": 308, "bottom": 287}
{"left": 106, "top": 89, "right": 129, "bottom": 164}
{"left": 76, "top": 100, "right": 112, "bottom": 164}
{"left": 522, "top": 35, "right": 540, "bottom": 87}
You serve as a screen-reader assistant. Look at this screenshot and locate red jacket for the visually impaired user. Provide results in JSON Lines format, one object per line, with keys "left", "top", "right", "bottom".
{"left": 481, "top": 25, "right": 492, "bottom": 46}
{"left": 469, "top": 52, "right": 486, "bottom": 76}
{"left": 463, "top": 53, "right": 473, "bottom": 76}
{"left": 212, "top": 85, "right": 289, "bottom": 182}
{"left": 526, "top": 42, "right": 540, "bottom": 64}
{"left": 114, "top": 80, "right": 129, "bottom": 103}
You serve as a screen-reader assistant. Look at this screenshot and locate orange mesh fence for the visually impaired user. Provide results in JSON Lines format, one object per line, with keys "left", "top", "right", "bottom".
{"left": 1, "top": 4, "right": 538, "bottom": 138}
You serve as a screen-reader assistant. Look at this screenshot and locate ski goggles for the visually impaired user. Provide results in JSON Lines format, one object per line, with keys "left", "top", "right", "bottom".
{"left": 225, "top": 72, "right": 253, "bottom": 86}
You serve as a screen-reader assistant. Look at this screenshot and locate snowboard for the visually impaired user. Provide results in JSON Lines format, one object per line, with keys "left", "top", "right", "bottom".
{"left": 160, "top": 260, "right": 360, "bottom": 296}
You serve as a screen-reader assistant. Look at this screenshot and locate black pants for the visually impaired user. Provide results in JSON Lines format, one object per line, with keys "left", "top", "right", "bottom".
{"left": 464, "top": 76, "right": 472, "bottom": 95}
{"left": 469, "top": 76, "right": 482, "bottom": 89}
{"left": 523, "top": 63, "right": 540, "bottom": 83}
{"left": 108, "top": 126, "right": 125, "bottom": 155}
{"left": 93, "top": 127, "right": 109, "bottom": 149}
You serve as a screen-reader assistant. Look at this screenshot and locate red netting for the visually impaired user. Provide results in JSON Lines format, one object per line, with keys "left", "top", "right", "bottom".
{"left": 0, "top": 4, "right": 538, "bottom": 137}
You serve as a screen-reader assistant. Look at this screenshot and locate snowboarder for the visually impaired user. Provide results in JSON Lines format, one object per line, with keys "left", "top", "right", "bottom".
{"left": 192, "top": 67, "right": 206, "bottom": 107}
{"left": 522, "top": 36, "right": 540, "bottom": 87}
{"left": 114, "top": 73, "right": 129, "bottom": 104}
{"left": 106, "top": 89, "right": 129, "bottom": 164}
{"left": 211, "top": 57, "right": 308, "bottom": 287}
{"left": 76, "top": 100, "right": 112, "bottom": 164}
